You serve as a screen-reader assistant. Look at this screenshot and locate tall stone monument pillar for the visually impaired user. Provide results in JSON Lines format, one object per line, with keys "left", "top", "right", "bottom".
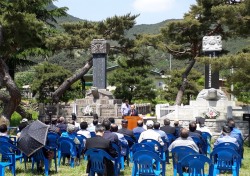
{"left": 202, "top": 36, "right": 222, "bottom": 89}
{"left": 91, "top": 39, "right": 109, "bottom": 89}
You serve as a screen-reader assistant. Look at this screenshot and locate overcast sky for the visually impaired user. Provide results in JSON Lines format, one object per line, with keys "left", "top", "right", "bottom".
{"left": 54, "top": 0, "right": 197, "bottom": 25}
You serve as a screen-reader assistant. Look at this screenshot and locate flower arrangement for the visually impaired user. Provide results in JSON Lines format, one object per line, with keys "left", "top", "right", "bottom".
{"left": 203, "top": 107, "right": 220, "bottom": 119}
{"left": 82, "top": 105, "right": 93, "bottom": 116}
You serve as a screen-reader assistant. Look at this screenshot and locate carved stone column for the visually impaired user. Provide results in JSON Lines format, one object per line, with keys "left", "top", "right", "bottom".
{"left": 202, "top": 36, "right": 222, "bottom": 89}
{"left": 91, "top": 39, "right": 110, "bottom": 89}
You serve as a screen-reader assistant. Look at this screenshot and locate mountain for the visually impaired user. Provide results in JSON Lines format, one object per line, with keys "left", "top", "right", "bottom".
{"left": 43, "top": 4, "right": 250, "bottom": 73}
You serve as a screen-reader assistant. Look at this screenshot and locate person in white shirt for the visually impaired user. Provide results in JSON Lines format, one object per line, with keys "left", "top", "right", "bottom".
{"left": 77, "top": 121, "right": 91, "bottom": 138}
{"left": 168, "top": 128, "right": 199, "bottom": 153}
{"left": 121, "top": 99, "right": 130, "bottom": 118}
{"left": 196, "top": 117, "right": 212, "bottom": 136}
{"left": 138, "top": 120, "right": 164, "bottom": 146}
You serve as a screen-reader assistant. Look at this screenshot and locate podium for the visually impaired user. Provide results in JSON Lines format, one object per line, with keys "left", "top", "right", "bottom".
{"left": 124, "top": 116, "right": 142, "bottom": 130}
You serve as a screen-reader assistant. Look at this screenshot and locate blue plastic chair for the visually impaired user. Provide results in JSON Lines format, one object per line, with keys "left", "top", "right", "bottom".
{"left": 85, "top": 148, "right": 119, "bottom": 176}
{"left": 171, "top": 146, "right": 198, "bottom": 176}
{"left": 0, "top": 136, "right": 15, "bottom": 145}
{"left": 161, "top": 137, "right": 170, "bottom": 163}
{"left": 214, "top": 142, "right": 242, "bottom": 166}
{"left": 111, "top": 142, "right": 124, "bottom": 171}
{"left": 210, "top": 147, "right": 241, "bottom": 176}
{"left": 117, "top": 140, "right": 130, "bottom": 167}
{"left": 57, "top": 137, "right": 77, "bottom": 167}
{"left": 76, "top": 134, "right": 87, "bottom": 161}
{"left": 0, "top": 142, "right": 16, "bottom": 176}
{"left": 31, "top": 148, "right": 50, "bottom": 176}
{"left": 178, "top": 154, "right": 213, "bottom": 176}
{"left": 132, "top": 150, "right": 166, "bottom": 176}
{"left": 124, "top": 135, "right": 136, "bottom": 148}
{"left": 166, "top": 133, "right": 176, "bottom": 144}
{"left": 0, "top": 140, "right": 25, "bottom": 168}
{"left": 201, "top": 132, "right": 212, "bottom": 155}
{"left": 90, "top": 131, "right": 96, "bottom": 138}
{"left": 133, "top": 133, "right": 141, "bottom": 142}
{"left": 140, "top": 139, "right": 166, "bottom": 162}
{"left": 130, "top": 143, "right": 155, "bottom": 163}
{"left": 46, "top": 132, "right": 60, "bottom": 172}
{"left": 190, "top": 136, "right": 205, "bottom": 154}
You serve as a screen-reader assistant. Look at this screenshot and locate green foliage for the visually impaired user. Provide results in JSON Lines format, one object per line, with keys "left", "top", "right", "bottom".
{"left": 31, "top": 62, "right": 72, "bottom": 103}
{"left": 163, "top": 68, "right": 203, "bottom": 105}
{"left": 9, "top": 112, "right": 22, "bottom": 127}
{"left": 15, "top": 69, "right": 36, "bottom": 88}
{"left": 108, "top": 52, "right": 156, "bottom": 103}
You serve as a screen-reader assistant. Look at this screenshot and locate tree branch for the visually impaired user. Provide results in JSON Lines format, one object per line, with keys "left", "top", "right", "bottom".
{"left": 52, "top": 57, "right": 93, "bottom": 103}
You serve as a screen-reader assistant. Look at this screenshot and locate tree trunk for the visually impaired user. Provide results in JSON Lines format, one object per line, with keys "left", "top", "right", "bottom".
{"left": 0, "top": 59, "right": 21, "bottom": 120}
{"left": 175, "top": 59, "right": 196, "bottom": 105}
{"left": 52, "top": 58, "right": 93, "bottom": 103}
{"left": 16, "top": 103, "right": 32, "bottom": 120}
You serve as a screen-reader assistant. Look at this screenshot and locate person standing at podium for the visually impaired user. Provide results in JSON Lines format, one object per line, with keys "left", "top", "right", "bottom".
{"left": 128, "top": 104, "right": 138, "bottom": 116}
{"left": 121, "top": 99, "right": 130, "bottom": 118}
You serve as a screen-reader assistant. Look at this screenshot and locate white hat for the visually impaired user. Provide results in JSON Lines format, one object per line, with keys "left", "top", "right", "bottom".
{"left": 146, "top": 120, "right": 154, "bottom": 127}
{"left": 21, "top": 118, "right": 28, "bottom": 123}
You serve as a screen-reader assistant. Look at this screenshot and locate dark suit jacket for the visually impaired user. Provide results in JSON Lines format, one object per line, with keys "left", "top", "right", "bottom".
{"left": 160, "top": 125, "right": 176, "bottom": 135}
{"left": 189, "top": 131, "right": 206, "bottom": 154}
{"left": 128, "top": 109, "right": 139, "bottom": 116}
{"left": 118, "top": 128, "right": 134, "bottom": 138}
{"left": 85, "top": 135, "right": 117, "bottom": 176}
{"left": 103, "top": 131, "right": 119, "bottom": 145}
{"left": 117, "top": 128, "right": 135, "bottom": 147}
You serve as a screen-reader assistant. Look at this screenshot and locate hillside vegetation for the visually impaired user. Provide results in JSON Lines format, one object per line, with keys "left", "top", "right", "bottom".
{"left": 42, "top": 4, "right": 249, "bottom": 74}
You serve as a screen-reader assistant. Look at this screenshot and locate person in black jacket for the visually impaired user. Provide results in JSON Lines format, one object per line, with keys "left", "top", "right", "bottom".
{"left": 160, "top": 118, "right": 175, "bottom": 135}
{"left": 84, "top": 124, "right": 117, "bottom": 176}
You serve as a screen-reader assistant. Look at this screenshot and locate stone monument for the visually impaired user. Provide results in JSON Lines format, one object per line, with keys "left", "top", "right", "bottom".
{"left": 73, "top": 39, "right": 122, "bottom": 123}
{"left": 160, "top": 36, "right": 249, "bottom": 136}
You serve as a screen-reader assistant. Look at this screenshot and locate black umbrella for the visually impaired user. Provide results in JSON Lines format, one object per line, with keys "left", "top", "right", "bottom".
{"left": 17, "top": 120, "right": 49, "bottom": 157}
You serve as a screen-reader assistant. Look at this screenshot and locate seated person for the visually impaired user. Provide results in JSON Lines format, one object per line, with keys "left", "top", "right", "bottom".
{"left": 133, "top": 120, "right": 146, "bottom": 134}
{"left": 214, "top": 125, "right": 239, "bottom": 148}
{"left": 17, "top": 122, "right": 28, "bottom": 139}
{"left": 0, "top": 124, "right": 9, "bottom": 137}
{"left": 138, "top": 120, "right": 164, "bottom": 146}
{"left": 153, "top": 121, "right": 168, "bottom": 141}
{"left": 44, "top": 118, "right": 60, "bottom": 134}
{"left": 227, "top": 118, "right": 243, "bottom": 146}
{"left": 110, "top": 123, "right": 128, "bottom": 156}
{"left": 188, "top": 121, "right": 206, "bottom": 153}
{"left": 77, "top": 121, "right": 91, "bottom": 138}
{"left": 118, "top": 119, "right": 135, "bottom": 147}
{"left": 87, "top": 119, "right": 98, "bottom": 133}
{"left": 168, "top": 128, "right": 199, "bottom": 153}
{"left": 84, "top": 124, "right": 117, "bottom": 176}
{"left": 160, "top": 118, "right": 176, "bottom": 135}
{"left": 56, "top": 116, "right": 67, "bottom": 134}
{"left": 102, "top": 119, "right": 118, "bottom": 144}
{"left": 61, "top": 124, "right": 80, "bottom": 145}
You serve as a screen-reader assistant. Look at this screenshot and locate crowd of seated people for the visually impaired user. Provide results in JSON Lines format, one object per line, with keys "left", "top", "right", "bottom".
{"left": 0, "top": 112, "right": 246, "bottom": 176}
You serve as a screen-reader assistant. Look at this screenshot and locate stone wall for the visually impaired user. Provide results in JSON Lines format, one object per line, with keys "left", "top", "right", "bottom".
{"left": 158, "top": 118, "right": 249, "bottom": 140}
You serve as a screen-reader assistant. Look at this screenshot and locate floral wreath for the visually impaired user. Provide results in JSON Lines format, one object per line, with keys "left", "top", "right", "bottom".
{"left": 203, "top": 106, "right": 220, "bottom": 119}
{"left": 81, "top": 105, "right": 93, "bottom": 116}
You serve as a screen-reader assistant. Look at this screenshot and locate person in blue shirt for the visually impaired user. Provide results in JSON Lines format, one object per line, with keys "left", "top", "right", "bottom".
{"left": 227, "top": 118, "right": 243, "bottom": 144}
{"left": 133, "top": 120, "right": 146, "bottom": 134}
{"left": 61, "top": 124, "right": 80, "bottom": 145}
{"left": 214, "top": 125, "right": 239, "bottom": 147}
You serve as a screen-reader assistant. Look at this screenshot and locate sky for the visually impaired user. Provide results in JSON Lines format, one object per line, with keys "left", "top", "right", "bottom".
{"left": 54, "top": 0, "right": 197, "bottom": 25}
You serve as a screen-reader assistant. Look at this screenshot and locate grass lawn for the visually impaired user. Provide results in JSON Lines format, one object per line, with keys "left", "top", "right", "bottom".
{"left": 4, "top": 143, "right": 250, "bottom": 176}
